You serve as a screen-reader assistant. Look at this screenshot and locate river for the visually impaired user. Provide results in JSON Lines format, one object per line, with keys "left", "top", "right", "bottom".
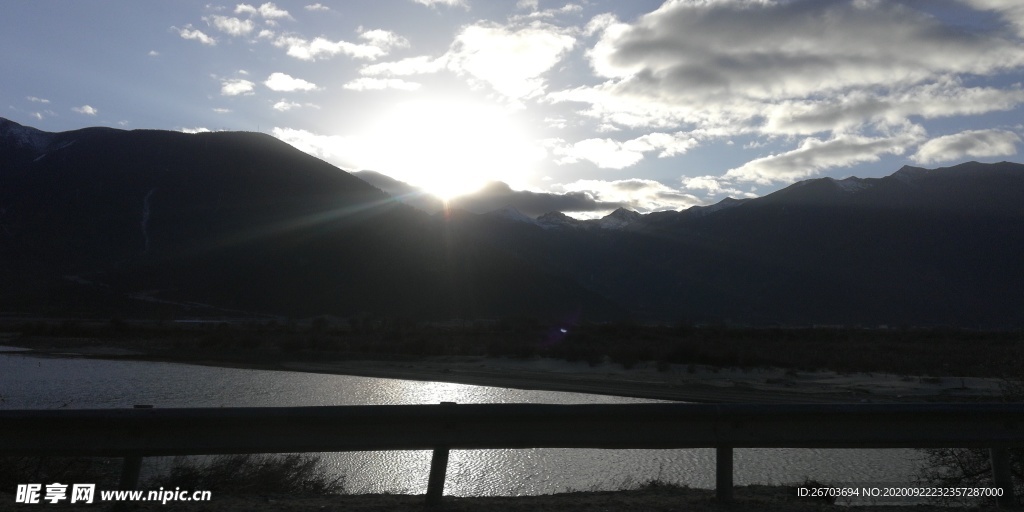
{"left": 0, "top": 349, "right": 923, "bottom": 496}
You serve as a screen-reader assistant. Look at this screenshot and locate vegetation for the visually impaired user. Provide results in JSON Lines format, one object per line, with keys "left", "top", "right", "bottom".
{"left": 148, "top": 454, "right": 344, "bottom": 495}
{"left": 5, "top": 317, "right": 1023, "bottom": 378}
{"left": 918, "top": 379, "right": 1024, "bottom": 507}
{"left": 0, "top": 453, "right": 343, "bottom": 498}
{"left": 0, "top": 456, "right": 119, "bottom": 493}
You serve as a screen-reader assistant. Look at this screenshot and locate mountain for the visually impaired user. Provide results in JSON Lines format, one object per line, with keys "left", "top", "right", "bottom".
{"left": 0, "top": 118, "right": 621, "bottom": 321}
{"left": 448, "top": 161, "right": 1024, "bottom": 328}
{"left": 3, "top": 118, "right": 1022, "bottom": 327}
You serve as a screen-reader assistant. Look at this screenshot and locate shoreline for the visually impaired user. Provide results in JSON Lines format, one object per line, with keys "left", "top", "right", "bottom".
{"left": 4, "top": 344, "right": 1005, "bottom": 404}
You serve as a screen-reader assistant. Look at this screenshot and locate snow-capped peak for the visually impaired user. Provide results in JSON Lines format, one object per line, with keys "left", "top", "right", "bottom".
{"left": 828, "top": 176, "right": 871, "bottom": 193}
{"left": 598, "top": 207, "right": 642, "bottom": 230}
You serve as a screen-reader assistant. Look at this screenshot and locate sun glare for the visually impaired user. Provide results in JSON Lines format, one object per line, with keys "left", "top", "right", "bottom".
{"left": 360, "top": 99, "right": 542, "bottom": 200}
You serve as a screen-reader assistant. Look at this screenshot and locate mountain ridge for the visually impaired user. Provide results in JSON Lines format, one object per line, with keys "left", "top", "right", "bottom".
{"left": 2, "top": 118, "right": 1022, "bottom": 327}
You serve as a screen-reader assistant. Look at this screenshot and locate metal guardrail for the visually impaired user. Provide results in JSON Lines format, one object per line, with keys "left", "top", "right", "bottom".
{"left": 2, "top": 403, "right": 1022, "bottom": 507}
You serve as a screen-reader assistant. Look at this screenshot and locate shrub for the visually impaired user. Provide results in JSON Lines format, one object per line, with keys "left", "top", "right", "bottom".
{"left": 149, "top": 454, "right": 344, "bottom": 495}
{"left": 918, "top": 379, "right": 1023, "bottom": 507}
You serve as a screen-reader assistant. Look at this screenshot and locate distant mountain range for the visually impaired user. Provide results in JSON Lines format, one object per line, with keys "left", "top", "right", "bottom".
{"left": 2, "top": 117, "right": 1022, "bottom": 327}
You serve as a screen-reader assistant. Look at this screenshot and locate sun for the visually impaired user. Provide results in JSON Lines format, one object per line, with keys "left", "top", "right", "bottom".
{"left": 360, "top": 98, "right": 542, "bottom": 200}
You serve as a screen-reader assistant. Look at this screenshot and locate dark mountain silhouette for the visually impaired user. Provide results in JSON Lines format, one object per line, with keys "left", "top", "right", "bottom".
{"left": 3, "top": 118, "right": 1022, "bottom": 327}
{"left": 461, "top": 161, "right": 1024, "bottom": 327}
{"left": 0, "top": 118, "right": 620, "bottom": 321}
{"left": 355, "top": 170, "right": 621, "bottom": 217}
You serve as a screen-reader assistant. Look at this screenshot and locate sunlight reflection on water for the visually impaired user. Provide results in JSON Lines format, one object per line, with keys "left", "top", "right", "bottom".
{"left": 1, "top": 354, "right": 923, "bottom": 495}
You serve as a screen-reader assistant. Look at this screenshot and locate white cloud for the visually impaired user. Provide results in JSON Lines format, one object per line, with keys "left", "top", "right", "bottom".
{"left": 26, "top": 96, "right": 49, "bottom": 103}
{"left": 962, "top": 0, "right": 1024, "bottom": 37}
{"left": 180, "top": 127, "right": 212, "bottom": 134}
{"left": 548, "top": 131, "right": 700, "bottom": 169}
{"left": 174, "top": 25, "right": 216, "bottom": 45}
{"left": 221, "top": 78, "right": 256, "bottom": 96}
{"left": 411, "top": 0, "right": 466, "bottom": 8}
{"left": 360, "top": 55, "right": 447, "bottom": 76}
{"left": 205, "top": 15, "right": 254, "bottom": 36}
{"left": 912, "top": 129, "right": 1022, "bottom": 164}
{"left": 274, "top": 30, "right": 405, "bottom": 61}
{"left": 305, "top": 4, "right": 330, "bottom": 11}
{"left": 516, "top": 0, "right": 539, "bottom": 10}
{"left": 343, "top": 77, "right": 421, "bottom": 91}
{"left": 263, "top": 72, "right": 319, "bottom": 92}
{"left": 359, "top": 28, "right": 409, "bottom": 49}
{"left": 271, "top": 127, "right": 360, "bottom": 169}
{"left": 724, "top": 130, "right": 926, "bottom": 185}
{"left": 447, "top": 22, "right": 575, "bottom": 100}
{"left": 552, "top": 138, "right": 645, "bottom": 169}
{"left": 72, "top": 105, "right": 98, "bottom": 115}
{"left": 148, "top": 50, "right": 160, "bottom": 57}
{"left": 236, "top": 2, "right": 291, "bottom": 19}
{"left": 213, "top": 107, "right": 232, "bottom": 114}
{"left": 272, "top": 100, "right": 300, "bottom": 111}
{"left": 681, "top": 175, "right": 749, "bottom": 197}
{"left": 551, "top": 1, "right": 1024, "bottom": 137}
{"left": 557, "top": 179, "right": 702, "bottom": 213}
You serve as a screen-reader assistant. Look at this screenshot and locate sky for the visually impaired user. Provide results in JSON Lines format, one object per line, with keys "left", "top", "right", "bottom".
{"left": 4, "top": 0, "right": 1024, "bottom": 217}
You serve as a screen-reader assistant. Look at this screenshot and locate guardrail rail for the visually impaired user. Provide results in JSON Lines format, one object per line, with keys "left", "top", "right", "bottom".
{"left": 1, "top": 402, "right": 1022, "bottom": 507}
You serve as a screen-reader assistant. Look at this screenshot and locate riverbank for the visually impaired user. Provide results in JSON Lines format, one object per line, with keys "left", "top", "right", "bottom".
{"left": 1, "top": 339, "right": 1006, "bottom": 404}
{"left": 275, "top": 355, "right": 1005, "bottom": 404}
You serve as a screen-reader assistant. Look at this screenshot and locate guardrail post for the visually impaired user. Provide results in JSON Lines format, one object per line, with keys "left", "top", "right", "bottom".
{"left": 716, "top": 446, "right": 733, "bottom": 502}
{"left": 989, "top": 447, "right": 1017, "bottom": 509}
{"left": 425, "top": 402, "right": 456, "bottom": 507}
{"left": 117, "top": 405, "right": 152, "bottom": 491}
{"left": 114, "top": 405, "right": 152, "bottom": 512}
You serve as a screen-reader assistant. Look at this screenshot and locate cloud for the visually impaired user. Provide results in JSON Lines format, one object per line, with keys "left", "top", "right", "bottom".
{"left": 683, "top": 175, "right": 741, "bottom": 195}
{"left": 72, "top": 105, "right": 98, "bottom": 115}
{"left": 358, "top": 28, "right": 410, "bottom": 49}
{"left": 962, "top": 0, "right": 1024, "bottom": 37}
{"left": 556, "top": 179, "right": 702, "bottom": 213}
{"left": 360, "top": 55, "right": 448, "bottom": 76}
{"left": 263, "top": 72, "right": 319, "bottom": 92}
{"left": 274, "top": 29, "right": 406, "bottom": 61}
{"left": 271, "top": 99, "right": 317, "bottom": 111}
{"left": 174, "top": 25, "right": 216, "bottom": 45}
{"left": 411, "top": 0, "right": 466, "bottom": 8}
{"left": 236, "top": 2, "right": 292, "bottom": 19}
{"left": 305, "top": 4, "right": 330, "bottom": 11}
{"left": 912, "top": 129, "right": 1022, "bottom": 164}
{"left": 148, "top": 50, "right": 160, "bottom": 57}
{"left": 551, "top": 1, "right": 1024, "bottom": 136}
{"left": 272, "top": 100, "right": 301, "bottom": 111}
{"left": 343, "top": 77, "right": 421, "bottom": 91}
{"left": 180, "top": 127, "right": 212, "bottom": 134}
{"left": 357, "top": 172, "right": 623, "bottom": 216}
{"left": 205, "top": 15, "right": 254, "bottom": 36}
{"left": 359, "top": 21, "right": 574, "bottom": 102}
{"left": 26, "top": 96, "right": 50, "bottom": 103}
{"left": 724, "top": 130, "right": 926, "bottom": 185}
{"left": 548, "top": 131, "right": 700, "bottom": 169}
{"left": 270, "top": 127, "right": 360, "bottom": 169}
{"left": 221, "top": 78, "right": 256, "bottom": 96}
{"left": 446, "top": 22, "right": 575, "bottom": 100}
{"left": 550, "top": 138, "right": 644, "bottom": 169}
{"left": 451, "top": 181, "right": 623, "bottom": 216}
{"left": 213, "top": 107, "right": 232, "bottom": 114}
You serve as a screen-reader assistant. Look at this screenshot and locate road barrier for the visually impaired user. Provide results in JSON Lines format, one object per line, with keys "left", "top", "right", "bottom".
{"left": 2, "top": 403, "right": 1022, "bottom": 507}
